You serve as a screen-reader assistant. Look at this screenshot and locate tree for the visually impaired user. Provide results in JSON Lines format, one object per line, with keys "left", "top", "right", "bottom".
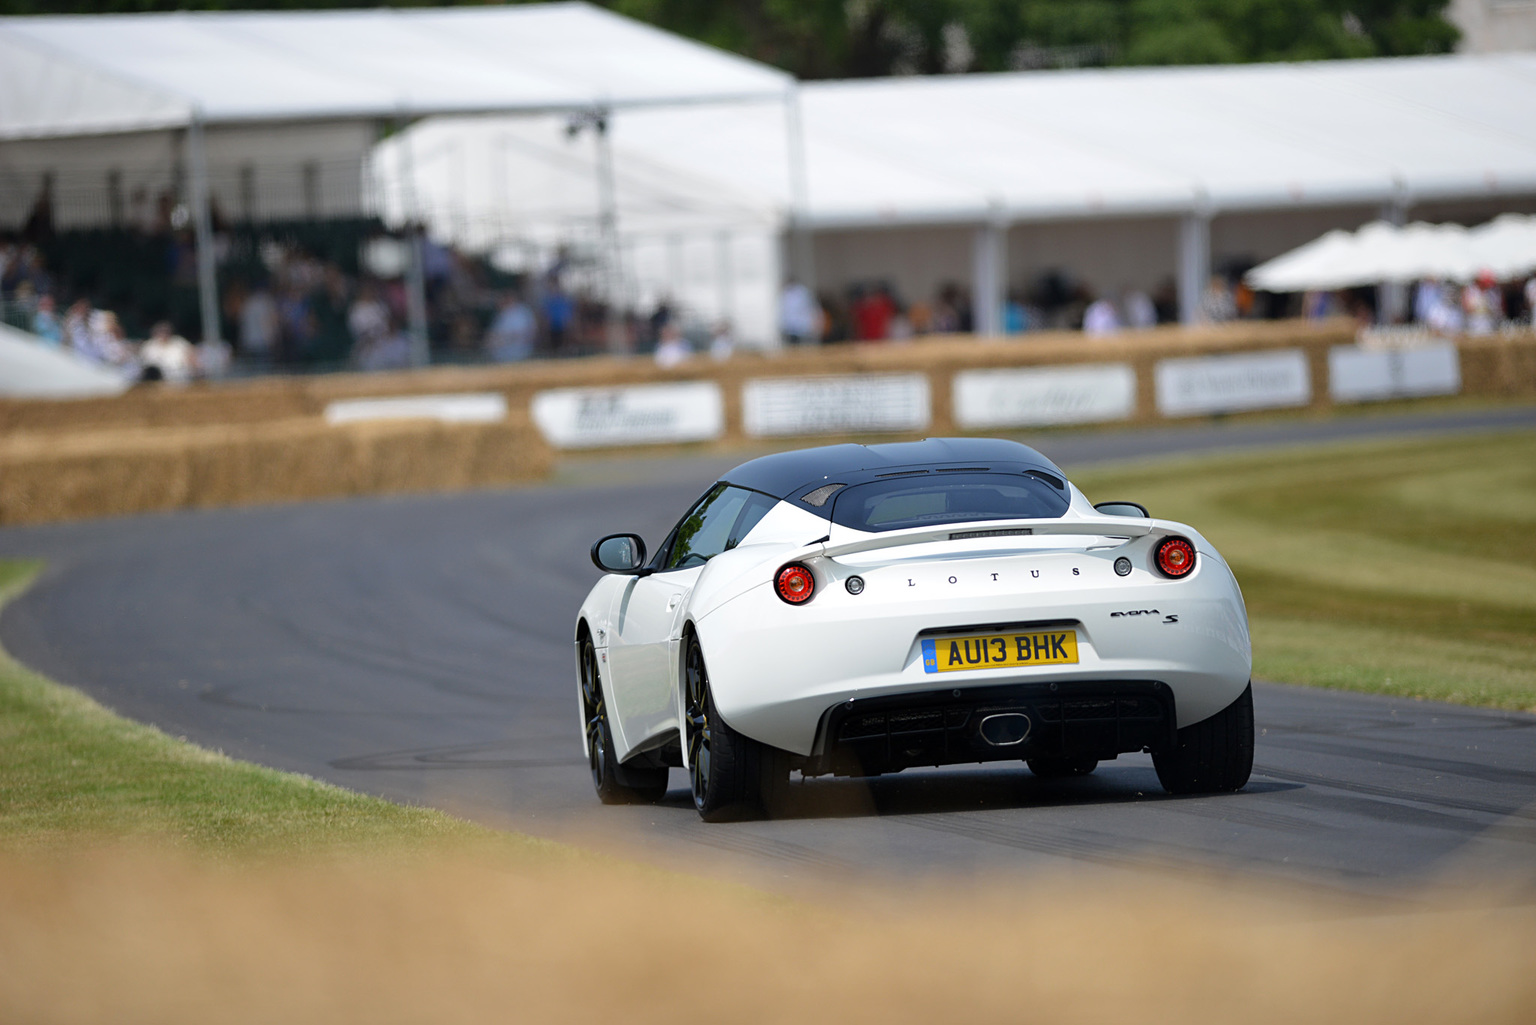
{"left": 0, "top": 0, "right": 1459, "bottom": 77}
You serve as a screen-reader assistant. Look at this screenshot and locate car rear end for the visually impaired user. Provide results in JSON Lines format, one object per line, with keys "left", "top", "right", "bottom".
{"left": 694, "top": 519, "right": 1251, "bottom": 776}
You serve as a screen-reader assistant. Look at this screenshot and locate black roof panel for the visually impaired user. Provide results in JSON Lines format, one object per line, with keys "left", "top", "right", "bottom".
{"left": 723, "top": 438, "right": 1067, "bottom": 502}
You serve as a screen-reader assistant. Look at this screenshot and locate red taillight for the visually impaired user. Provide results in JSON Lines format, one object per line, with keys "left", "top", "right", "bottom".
{"left": 1155, "top": 537, "right": 1196, "bottom": 578}
{"left": 775, "top": 563, "right": 816, "bottom": 605}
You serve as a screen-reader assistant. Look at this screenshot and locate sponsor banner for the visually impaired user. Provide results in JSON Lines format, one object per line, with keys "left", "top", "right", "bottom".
{"left": 325, "top": 393, "right": 507, "bottom": 425}
{"left": 531, "top": 381, "right": 723, "bottom": 448}
{"left": 1155, "top": 349, "right": 1311, "bottom": 416}
{"left": 953, "top": 363, "right": 1136, "bottom": 428}
{"left": 1329, "top": 342, "right": 1460, "bottom": 403}
{"left": 743, "top": 373, "right": 930, "bottom": 437}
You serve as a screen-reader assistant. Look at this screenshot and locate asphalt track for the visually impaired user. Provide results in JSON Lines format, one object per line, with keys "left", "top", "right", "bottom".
{"left": 3, "top": 405, "right": 1535, "bottom": 896}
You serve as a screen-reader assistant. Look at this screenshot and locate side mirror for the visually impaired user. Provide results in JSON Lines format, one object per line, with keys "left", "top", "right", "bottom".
{"left": 1094, "top": 501, "right": 1150, "bottom": 519}
{"left": 591, "top": 533, "right": 647, "bottom": 573}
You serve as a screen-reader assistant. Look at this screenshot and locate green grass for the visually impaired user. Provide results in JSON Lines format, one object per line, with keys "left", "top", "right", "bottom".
{"left": 1069, "top": 429, "right": 1536, "bottom": 712}
{"left": 0, "top": 560, "right": 556, "bottom": 856}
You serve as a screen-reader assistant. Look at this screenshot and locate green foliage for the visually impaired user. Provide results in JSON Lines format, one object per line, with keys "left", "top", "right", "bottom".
{"left": 0, "top": 1, "right": 1459, "bottom": 77}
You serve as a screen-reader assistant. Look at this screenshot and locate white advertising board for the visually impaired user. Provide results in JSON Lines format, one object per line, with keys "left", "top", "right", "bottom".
{"left": 953, "top": 363, "right": 1136, "bottom": 428}
{"left": 324, "top": 392, "right": 507, "bottom": 425}
{"left": 743, "top": 374, "right": 930, "bottom": 437}
{"left": 531, "top": 381, "right": 723, "bottom": 448}
{"left": 1329, "top": 343, "right": 1460, "bottom": 403}
{"left": 1155, "top": 349, "right": 1311, "bottom": 417}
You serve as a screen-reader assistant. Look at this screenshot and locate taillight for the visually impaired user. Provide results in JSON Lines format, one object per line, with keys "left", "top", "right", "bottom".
{"left": 775, "top": 563, "right": 816, "bottom": 605}
{"left": 1154, "top": 536, "right": 1196, "bottom": 578}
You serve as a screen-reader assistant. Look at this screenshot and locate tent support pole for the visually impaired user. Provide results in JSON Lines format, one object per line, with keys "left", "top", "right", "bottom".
{"left": 591, "top": 108, "right": 627, "bottom": 354}
{"left": 1378, "top": 190, "right": 1410, "bottom": 324}
{"left": 1178, "top": 210, "right": 1211, "bottom": 325}
{"left": 716, "top": 230, "right": 734, "bottom": 328}
{"left": 783, "top": 87, "right": 815, "bottom": 343}
{"left": 972, "top": 217, "right": 1006, "bottom": 337}
{"left": 187, "top": 111, "right": 220, "bottom": 344}
{"left": 396, "top": 114, "right": 431, "bottom": 366}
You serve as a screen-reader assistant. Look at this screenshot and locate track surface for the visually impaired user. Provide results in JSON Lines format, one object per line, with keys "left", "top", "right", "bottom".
{"left": 3, "top": 406, "right": 1535, "bottom": 894}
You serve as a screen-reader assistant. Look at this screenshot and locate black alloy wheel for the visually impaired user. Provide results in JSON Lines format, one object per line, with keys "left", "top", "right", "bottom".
{"left": 581, "top": 634, "right": 666, "bottom": 804}
{"left": 683, "top": 632, "right": 789, "bottom": 821}
{"left": 683, "top": 634, "right": 713, "bottom": 810}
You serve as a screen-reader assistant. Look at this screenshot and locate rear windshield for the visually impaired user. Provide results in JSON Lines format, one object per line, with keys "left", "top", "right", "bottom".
{"left": 829, "top": 472, "right": 1069, "bottom": 533}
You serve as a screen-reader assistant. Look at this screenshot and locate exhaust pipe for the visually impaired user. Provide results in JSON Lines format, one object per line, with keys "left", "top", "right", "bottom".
{"left": 978, "top": 712, "right": 1031, "bottom": 747}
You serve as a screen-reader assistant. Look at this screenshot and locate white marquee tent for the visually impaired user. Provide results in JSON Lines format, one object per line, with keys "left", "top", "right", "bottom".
{"left": 0, "top": 3, "right": 794, "bottom": 347}
{"left": 384, "top": 51, "right": 1536, "bottom": 331}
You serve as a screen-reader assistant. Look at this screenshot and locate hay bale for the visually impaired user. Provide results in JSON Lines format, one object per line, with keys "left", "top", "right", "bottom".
{"left": 0, "top": 414, "right": 552, "bottom": 527}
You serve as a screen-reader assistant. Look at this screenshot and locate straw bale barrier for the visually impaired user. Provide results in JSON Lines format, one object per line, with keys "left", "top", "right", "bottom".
{"left": 0, "top": 413, "right": 551, "bottom": 527}
{"left": 1, "top": 319, "right": 1531, "bottom": 526}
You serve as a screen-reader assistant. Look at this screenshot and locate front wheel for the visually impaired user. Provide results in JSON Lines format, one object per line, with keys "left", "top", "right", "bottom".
{"left": 683, "top": 633, "right": 787, "bottom": 821}
{"left": 1152, "top": 683, "right": 1254, "bottom": 795}
{"left": 581, "top": 635, "right": 667, "bottom": 805}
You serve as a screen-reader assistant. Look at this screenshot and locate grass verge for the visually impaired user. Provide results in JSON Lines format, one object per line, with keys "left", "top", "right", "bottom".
{"left": 0, "top": 559, "right": 547, "bottom": 857}
{"left": 1069, "top": 428, "right": 1536, "bottom": 711}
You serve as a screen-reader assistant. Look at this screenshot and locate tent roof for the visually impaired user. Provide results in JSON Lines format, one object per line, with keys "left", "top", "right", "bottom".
{"left": 608, "top": 53, "right": 1536, "bottom": 226}
{"left": 0, "top": 3, "right": 791, "bottom": 141}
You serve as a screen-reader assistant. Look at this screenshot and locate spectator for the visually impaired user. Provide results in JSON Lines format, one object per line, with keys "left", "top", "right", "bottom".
{"left": 852, "top": 284, "right": 895, "bottom": 341}
{"left": 485, "top": 291, "right": 536, "bottom": 362}
{"left": 1523, "top": 276, "right": 1536, "bottom": 326}
{"left": 62, "top": 299, "right": 92, "bottom": 353}
{"left": 31, "top": 294, "right": 62, "bottom": 347}
{"left": 355, "top": 318, "right": 413, "bottom": 372}
{"left": 1200, "top": 276, "right": 1237, "bottom": 323}
{"left": 1083, "top": 296, "right": 1120, "bottom": 336}
{"left": 78, "top": 309, "right": 139, "bottom": 379}
{"left": 347, "top": 284, "right": 391, "bottom": 361}
{"left": 1462, "top": 270, "right": 1501, "bottom": 336}
{"left": 653, "top": 322, "right": 691, "bottom": 367}
{"left": 239, "top": 283, "right": 279, "bottom": 363}
{"left": 543, "top": 281, "right": 574, "bottom": 352}
{"left": 1003, "top": 292, "right": 1028, "bottom": 334}
{"left": 139, "top": 321, "right": 195, "bottom": 383}
{"left": 709, "top": 320, "right": 734, "bottom": 361}
{"left": 932, "top": 283, "right": 963, "bottom": 333}
{"left": 1123, "top": 289, "right": 1157, "bottom": 330}
{"left": 1302, "top": 290, "right": 1335, "bottom": 321}
{"left": 778, "top": 278, "right": 818, "bottom": 346}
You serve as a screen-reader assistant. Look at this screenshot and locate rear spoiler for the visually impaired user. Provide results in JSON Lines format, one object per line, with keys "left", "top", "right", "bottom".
{"left": 813, "top": 516, "right": 1157, "bottom": 560}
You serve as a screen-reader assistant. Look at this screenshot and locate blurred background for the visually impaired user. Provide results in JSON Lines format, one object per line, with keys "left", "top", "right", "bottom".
{"left": 1, "top": 0, "right": 1533, "bottom": 383}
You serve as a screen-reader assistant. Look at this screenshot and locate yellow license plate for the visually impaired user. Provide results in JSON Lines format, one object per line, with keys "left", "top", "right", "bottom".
{"left": 921, "top": 630, "right": 1078, "bottom": 674}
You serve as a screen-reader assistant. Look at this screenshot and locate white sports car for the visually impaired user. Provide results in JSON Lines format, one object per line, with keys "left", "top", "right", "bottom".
{"left": 576, "top": 438, "right": 1253, "bottom": 821}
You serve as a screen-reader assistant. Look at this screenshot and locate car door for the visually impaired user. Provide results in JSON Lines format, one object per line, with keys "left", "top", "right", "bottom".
{"left": 604, "top": 484, "right": 765, "bottom": 756}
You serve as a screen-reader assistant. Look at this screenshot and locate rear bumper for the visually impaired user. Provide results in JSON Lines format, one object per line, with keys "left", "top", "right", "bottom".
{"left": 692, "top": 543, "right": 1250, "bottom": 756}
{"left": 804, "top": 680, "right": 1175, "bottom": 777}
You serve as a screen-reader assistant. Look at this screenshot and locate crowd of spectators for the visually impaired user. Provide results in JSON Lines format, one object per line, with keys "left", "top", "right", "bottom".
{"left": 779, "top": 271, "right": 1182, "bottom": 344}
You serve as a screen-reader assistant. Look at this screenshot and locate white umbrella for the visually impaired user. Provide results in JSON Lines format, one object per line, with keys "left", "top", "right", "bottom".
{"left": 1469, "top": 213, "right": 1536, "bottom": 280}
{"left": 1245, "top": 228, "right": 1362, "bottom": 292}
{"left": 1246, "top": 216, "right": 1531, "bottom": 291}
{"left": 1375, "top": 221, "right": 1476, "bottom": 284}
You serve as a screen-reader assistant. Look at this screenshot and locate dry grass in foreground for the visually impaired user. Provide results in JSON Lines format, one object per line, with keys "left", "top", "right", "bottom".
{"left": 1, "top": 845, "right": 1533, "bottom": 1025}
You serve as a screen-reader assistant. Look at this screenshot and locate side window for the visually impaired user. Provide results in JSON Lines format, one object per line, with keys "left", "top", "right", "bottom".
{"left": 665, "top": 485, "right": 754, "bottom": 570}
{"left": 726, "top": 491, "right": 777, "bottom": 550}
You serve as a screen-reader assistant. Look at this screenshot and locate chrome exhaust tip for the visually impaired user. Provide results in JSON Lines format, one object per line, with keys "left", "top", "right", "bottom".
{"left": 978, "top": 712, "right": 1031, "bottom": 747}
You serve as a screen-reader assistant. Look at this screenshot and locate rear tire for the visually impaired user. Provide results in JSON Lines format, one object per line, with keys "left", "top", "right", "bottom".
{"left": 1027, "top": 755, "right": 1099, "bottom": 778}
{"left": 683, "top": 633, "right": 787, "bottom": 821}
{"left": 1152, "top": 683, "right": 1254, "bottom": 795}
{"left": 581, "top": 634, "right": 668, "bottom": 805}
